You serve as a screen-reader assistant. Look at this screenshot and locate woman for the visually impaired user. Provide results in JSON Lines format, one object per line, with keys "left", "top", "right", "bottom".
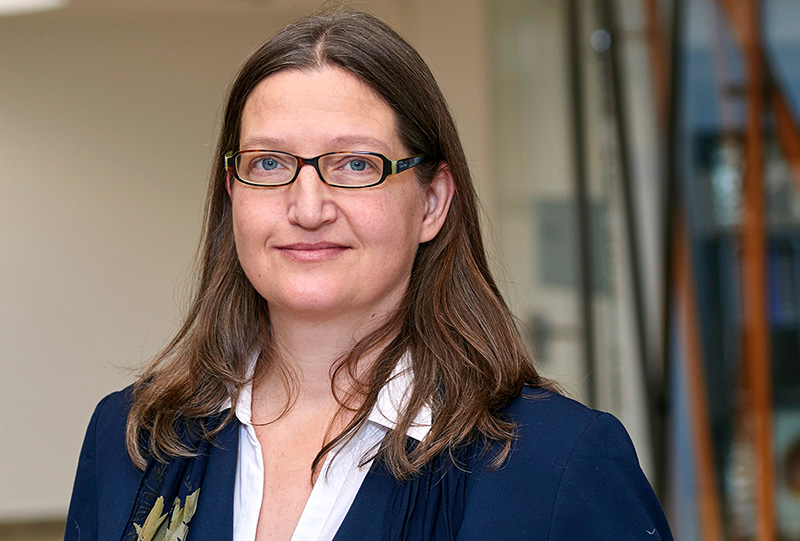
{"left": 66, "top": 10, "right": 672, "bottom": 541}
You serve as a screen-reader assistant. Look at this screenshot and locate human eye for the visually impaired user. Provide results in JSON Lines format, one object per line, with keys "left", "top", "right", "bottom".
{"left": 328, "top": 153, "right": 378, "bottom": 172}
{"left": 240, "top": 152, "right": 294, "bottom": 184}
{"left": 254, "top": 156, "right": 281, "bottom": 171}
{"left": 324, "top": 153, "right": 382, "bottom": 186}
{"left": 342, "top": 157, "right": 373, "bottom": 172}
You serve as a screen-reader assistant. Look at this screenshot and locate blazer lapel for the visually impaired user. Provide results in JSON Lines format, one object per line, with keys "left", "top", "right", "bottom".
{"left": 186, "top": 418, "right": 239, "bottom": 541}
{"left": 333, "top": 445, "right": 470, "bottom": 541}
{"left": 333, "top": 458, "right": 398, "bottom": 540}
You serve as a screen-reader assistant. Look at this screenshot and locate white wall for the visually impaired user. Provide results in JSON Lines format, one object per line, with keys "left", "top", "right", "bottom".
{"left": 489, "top": 0, "right": 587, "bottom": 395}
{"left": 0, "top": 1, "right": 491, "bottom": 519}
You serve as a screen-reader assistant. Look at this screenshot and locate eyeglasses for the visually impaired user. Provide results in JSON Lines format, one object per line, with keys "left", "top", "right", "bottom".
{"left": 224, "top": 150, "right": 426, "bottom": 189}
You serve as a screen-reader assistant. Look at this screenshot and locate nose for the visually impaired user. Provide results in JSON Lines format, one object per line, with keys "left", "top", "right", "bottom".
{"left": 286, "top": 163, "right": 337, "bottom": 229}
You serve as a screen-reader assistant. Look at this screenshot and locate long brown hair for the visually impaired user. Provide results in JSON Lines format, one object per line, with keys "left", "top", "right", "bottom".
{"left": 126, "top": 9, "right": 555, "bottom": 477}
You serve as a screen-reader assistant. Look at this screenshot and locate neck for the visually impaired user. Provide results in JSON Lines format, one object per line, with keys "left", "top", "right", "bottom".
{"left": 254, "top": 308, "right": 395, "bottom": 413}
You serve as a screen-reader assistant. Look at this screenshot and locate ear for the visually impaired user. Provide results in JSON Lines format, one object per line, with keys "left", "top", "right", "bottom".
{"left": 225, "top": 172, "right": 233, "bottom": 196}
{"left": 419, "top": 163, "right": 455, "bottom": 243}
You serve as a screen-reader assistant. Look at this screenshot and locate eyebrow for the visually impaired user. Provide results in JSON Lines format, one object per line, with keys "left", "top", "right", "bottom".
{"left": 238, "top": 136, "right": 287, "bottom": 150}
{"left": 328, "top": 135, "right": 392, "bottom": 154}
{"left": 239, "top": 135, "right": 393, "bottom": 155}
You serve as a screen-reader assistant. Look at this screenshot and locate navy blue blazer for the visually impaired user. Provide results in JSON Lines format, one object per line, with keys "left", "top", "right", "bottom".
{"left": 66, "top": 387, "right": 672, "bottom": 540}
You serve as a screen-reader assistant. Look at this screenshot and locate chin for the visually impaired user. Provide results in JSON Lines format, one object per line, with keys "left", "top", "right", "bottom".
{"left": 253, "top": 274, "right": 408, "bottom": 322}
{"left": 262, "top": 286, "right": 351, "bottom": 315}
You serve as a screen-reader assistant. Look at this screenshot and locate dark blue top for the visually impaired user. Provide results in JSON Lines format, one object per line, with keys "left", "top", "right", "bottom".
{"left": 65, "top": 387, "right": 672, "bottom": 540}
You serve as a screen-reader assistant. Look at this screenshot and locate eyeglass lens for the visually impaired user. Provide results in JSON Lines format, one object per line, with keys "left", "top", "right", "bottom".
{"left": 236, "top": 152, "right": 385, "bottom": 187}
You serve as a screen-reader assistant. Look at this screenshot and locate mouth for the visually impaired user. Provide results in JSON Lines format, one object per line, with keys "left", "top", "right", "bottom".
{"left": 274, "top": 242, "right": 350, "bottom": 262}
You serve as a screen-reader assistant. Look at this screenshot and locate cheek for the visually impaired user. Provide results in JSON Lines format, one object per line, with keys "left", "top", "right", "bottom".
{"left": 231, "top": 199, "right": 255, "bottom": 246}
{"left": 357, "top": 190, "right": 426, "bottom": 251}
{"left": 230, "top": 194, "right": 278, "bottom": 258}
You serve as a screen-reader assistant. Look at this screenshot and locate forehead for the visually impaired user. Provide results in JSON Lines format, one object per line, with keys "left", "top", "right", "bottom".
{"left": 239, "top": 67, "right": 402, "bottom": 153}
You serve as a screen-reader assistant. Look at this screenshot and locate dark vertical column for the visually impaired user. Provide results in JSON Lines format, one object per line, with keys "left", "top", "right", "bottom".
{"left": 644, "top": 0, "right": 675, "bottom": 501}
{"left": 660, "top": 0, "right": 683, "bottom": 501}
{"left": 566, "top": 0, "right": 597, "bottom": 407}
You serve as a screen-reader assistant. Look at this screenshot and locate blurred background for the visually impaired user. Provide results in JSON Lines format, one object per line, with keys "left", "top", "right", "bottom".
{"left": 0, "top": 0, "right": 798, "bottom": 539}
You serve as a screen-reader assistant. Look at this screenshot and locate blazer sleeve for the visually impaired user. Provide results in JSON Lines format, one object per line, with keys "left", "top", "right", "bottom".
{"left": 64, "top": 394, "right": 110, "bottom": 541}
{"left": 547, "top": 412, "right": 672, "bottom": 540}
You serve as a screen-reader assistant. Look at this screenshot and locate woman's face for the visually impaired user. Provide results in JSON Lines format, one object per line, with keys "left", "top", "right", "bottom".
{"left": 230, "top": 67, "right": 450, "bottom": 325}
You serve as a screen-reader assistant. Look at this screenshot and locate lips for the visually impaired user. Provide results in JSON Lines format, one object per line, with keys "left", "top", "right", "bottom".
{"left": 274, "top": 241, "right": 350, "bottom": 262}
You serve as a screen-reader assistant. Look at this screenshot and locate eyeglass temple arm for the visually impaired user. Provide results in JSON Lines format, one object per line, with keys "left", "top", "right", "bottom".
{"left": 393, "top": 155, "right": 425, "bottom": 174}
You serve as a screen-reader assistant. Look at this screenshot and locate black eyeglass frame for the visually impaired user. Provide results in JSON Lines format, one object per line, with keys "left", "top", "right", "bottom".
{"left": 224, "top": 150, "right": 426, "bottom": 189}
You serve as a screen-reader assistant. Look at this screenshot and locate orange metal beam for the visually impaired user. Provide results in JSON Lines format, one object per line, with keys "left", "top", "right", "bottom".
{"left": 740, "top": 0, "right": 777, "bottom": 538}
{"left": 714, "top": 0, "right": 780, "bottom": 536}
{"left": 717, "top": 0, "right": 747, "bottom": 43}
{"left": 674, "top": 214, "right": 724, "bottom": 541}
{"left": 715, "top": 0, "right": 800, "bottom": 195}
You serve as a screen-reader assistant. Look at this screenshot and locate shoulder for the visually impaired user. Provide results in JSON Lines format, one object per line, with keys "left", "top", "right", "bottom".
{"left": 469, "top": 388, "right": 632, "bottom": 490}
{"left": 457, "top": 387, "right": 672, "bottom": 540}
{"left": 504, "top": 387, "right": 605, "bottom": 434}
{"left": 78, "top": 384, "right": 137, "bottom": 458}
{"left": 91, "top": 386, "right": 135, "bottom": 431}
{"left": 503, "top": 387, "right": 634, "bottom": 463}
{"left": 75, "top": 385, "right": 135, "bottom": 463}
{"left": 82, "top": 386, "right": 137, "bottom": 461}
{"left": 66, "top": 386, "right": 143, "bottom": 541}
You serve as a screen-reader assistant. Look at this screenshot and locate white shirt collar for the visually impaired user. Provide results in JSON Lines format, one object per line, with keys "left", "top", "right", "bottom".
{"left": 366, "top": 352, "right": 432, "bottom": 441}
{"left": 231, "top": 351, "right": 432, "bottom": 442}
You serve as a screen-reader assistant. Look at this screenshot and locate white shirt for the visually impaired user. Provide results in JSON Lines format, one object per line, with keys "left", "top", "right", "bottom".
{"left": 232, "top": 355, "right": 431, "bottom": 541}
